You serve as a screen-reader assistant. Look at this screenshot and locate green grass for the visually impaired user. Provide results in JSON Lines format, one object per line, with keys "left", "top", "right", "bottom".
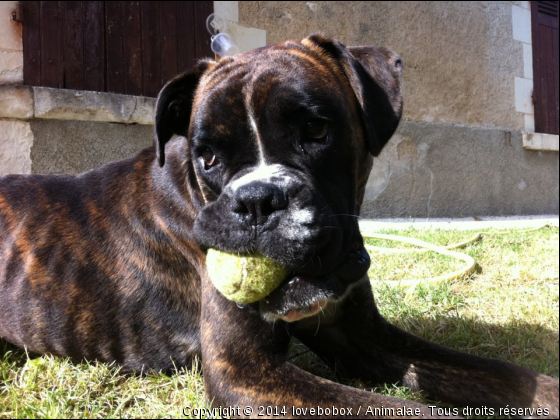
{"left": 1, "top": 227, "right": 558, "bottom": 418}
{"left": 365, "top": 227, "right": 559, "bottom": 376}
{"left": 0, "top": 350, "right": 210, "bottom": 419}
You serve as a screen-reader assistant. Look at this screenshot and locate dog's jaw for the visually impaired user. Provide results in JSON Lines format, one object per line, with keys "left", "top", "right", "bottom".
{"left": 257, "top": 247, "right": 370, "bottom": 322}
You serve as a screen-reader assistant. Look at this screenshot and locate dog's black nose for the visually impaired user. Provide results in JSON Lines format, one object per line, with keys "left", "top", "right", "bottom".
{"left": 232, "top": 182, "right": 288, "bottom": 225}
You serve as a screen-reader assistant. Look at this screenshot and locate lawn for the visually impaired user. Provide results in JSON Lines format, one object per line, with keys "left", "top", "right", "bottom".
{"left": 1, "top": 226, "right": 558, "bottom": 419}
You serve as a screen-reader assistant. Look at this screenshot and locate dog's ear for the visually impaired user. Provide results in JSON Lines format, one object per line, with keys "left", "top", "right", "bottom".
{"left": 303, "top": 34, "right": 403, "bottom": 156}
{"left": 154, "top": 60, "right": 215, "bottom": 167}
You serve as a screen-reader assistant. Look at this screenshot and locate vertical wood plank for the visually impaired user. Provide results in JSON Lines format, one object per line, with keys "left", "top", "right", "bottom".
{"left": 177, "top": 1, "right": 196, "bottom": 73}
{"left": 531, "top": 2, "right": 540, "bottom": 131}
{"left": 105, "top": 1, "right": 124, "bottom": 93}
{"left": 532, "top": 2, "right": 546, "bottom": 133}
{"left": 62, "top": 1, "right": 84, "bottom": 90}
{"left": 160, "top": 1, "right": 179, "bottom": 85}
{"left": 122, "top": 1, "right": 143, "bottom": 95}
{"left": 552, "top": 27, "right": 559, "bottom": 134}
{"left": 545, "top": 26, "right": 555, "bottom": 133}
{"left": 83, "top": 1, "right": 105, "bottom": 92}
{"left": 193, "top": 1, "right": 214, "bottom": 59}
{"left": 41, "top": 1, "right": 63, "bottom": 88}
{"left": 540, "top": 25, "right": 550, "bottom": 132}
{"left": 141, "top": 1, "right": 161, "bottom": 97}
{"left": 22, "top": 1, "right": 42, "bottom": 86}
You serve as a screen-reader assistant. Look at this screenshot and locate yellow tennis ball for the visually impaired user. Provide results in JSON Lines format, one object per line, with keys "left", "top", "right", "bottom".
{"left": 206, "top": 249, "right": 289, "bottom": 304}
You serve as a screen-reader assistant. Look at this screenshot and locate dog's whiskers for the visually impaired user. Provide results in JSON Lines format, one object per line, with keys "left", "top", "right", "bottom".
{"left": 314, "top": 308, "right": 322, "bottom": 336}
{"left": 326, "top": 214, "right": 361, "bottom": 218}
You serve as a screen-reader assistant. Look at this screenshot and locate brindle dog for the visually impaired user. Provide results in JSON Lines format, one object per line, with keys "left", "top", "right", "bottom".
{"left": 0, "top": 34, "right": 558, "bottom": 419}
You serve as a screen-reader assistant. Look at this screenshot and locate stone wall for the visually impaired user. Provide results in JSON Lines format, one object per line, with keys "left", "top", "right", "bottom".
{"left": 239, "top": 1, "right": 525, "bottom": 130}
{"left": 0, "top": 86, "right": 153, "bottom": 176}
{"left": 365, "top": 122, "right": 559, "bottom": 217}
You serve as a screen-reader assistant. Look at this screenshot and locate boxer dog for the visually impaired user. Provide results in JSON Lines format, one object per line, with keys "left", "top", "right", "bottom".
{"left": 0, "top": 34, "right": 558, "bottom": 418}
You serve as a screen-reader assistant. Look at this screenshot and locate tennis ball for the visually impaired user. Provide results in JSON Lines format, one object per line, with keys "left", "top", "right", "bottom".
{"left": 206, "top": 249, "right": 289, "bottom": 304}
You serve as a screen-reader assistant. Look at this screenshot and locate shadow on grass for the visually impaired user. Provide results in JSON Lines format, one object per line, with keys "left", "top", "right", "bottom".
{"left": 289, "top": 313, "right": 559, "bottom": 382}
{"left": 1, "top": 339, "right": 30, "bottom": 368}
{"left": 287, "top": 315, "right": 558, "bottom": 419}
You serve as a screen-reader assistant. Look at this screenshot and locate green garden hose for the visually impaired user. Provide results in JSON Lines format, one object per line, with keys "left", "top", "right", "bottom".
{"left": 362, "top": 233, "right": 481, "bottom": 296}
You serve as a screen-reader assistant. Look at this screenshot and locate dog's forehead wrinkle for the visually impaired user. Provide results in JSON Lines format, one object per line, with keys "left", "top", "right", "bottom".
{"left": 201, "top": 58, "right": 247, "bottom": 90}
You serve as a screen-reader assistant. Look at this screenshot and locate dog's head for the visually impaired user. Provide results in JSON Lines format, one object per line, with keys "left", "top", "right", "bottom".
{"left": 154, "top": 34, "right": 403, "bottom": 322}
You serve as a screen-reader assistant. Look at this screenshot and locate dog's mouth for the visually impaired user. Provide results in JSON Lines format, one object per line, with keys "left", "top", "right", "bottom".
{"left": 275, "top": 299, "right": 329, "bottom": 322}
{"left": 257, "top": 248, "right": 370, "bottom": 323}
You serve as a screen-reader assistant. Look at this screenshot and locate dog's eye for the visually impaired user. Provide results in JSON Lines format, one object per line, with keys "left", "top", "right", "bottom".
{"left": 201, "top": 148, "right": 218, "bottom": 170}
{"left": 305, "top": 119, "right": 329, "bottom": 141}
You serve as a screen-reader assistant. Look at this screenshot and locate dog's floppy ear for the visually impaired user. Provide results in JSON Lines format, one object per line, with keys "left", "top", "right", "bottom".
{"left": 154, "top": 60, "right": 215, "bottom": 167}
{"left": 303, "top": 34, "right": 403, "bottom": 156}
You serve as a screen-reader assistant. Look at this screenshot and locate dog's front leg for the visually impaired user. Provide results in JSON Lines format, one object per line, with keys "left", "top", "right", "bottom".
{"left": 293, "top": 281, "right": 559, "bottom": 418}
{"left": 200, "top": 275, "right": 451, "bottom": 419}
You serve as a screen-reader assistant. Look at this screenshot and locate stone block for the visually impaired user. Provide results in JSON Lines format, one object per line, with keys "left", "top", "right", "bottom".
{"left": 34, "top": 87, "right": 155, "bottom": 125}
{"left": 0, "top": 85, "right": 33, "bottom": 119}
{"left": 0, "top": 119, "right": 32, "bottom": 175}
{"left": 0, "top": 50, "right": 23, "bottom": 83}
